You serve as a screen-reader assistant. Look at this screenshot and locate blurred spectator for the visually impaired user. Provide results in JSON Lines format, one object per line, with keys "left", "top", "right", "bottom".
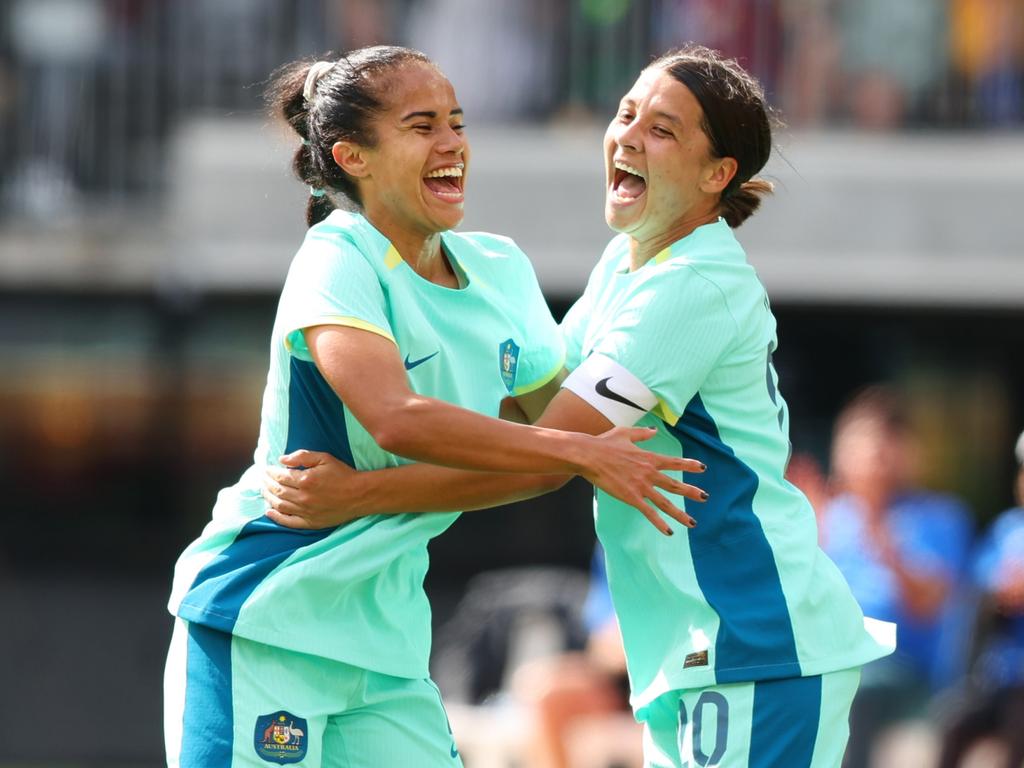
{"left": 949, "top": 0, "right": 1024, "bottom": 125}
{"left": 6, "top": 0, "right": 108, "bottom": 216}
{"left": 838, "top": 0, "right": 948, "bottom": 128}
{"left": 408, "top": 0, "right": 565, "bottom": 120}
{"left": 512, "top": 546, "right": 641, "bottom": 768}
{"left": 937, "top": 431, "right": 1024, "bottom": 768}
{"left": 819, "top": 386, "right": 974, "bottom": 768}
{"left": 777, "top": 0, "right": 843, "bottom": 125}
{"left": 652, "top": 0, "right": 785, "bottom": 97}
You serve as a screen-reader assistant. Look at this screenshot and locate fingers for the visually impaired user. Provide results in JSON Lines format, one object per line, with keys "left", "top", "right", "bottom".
{"left": 279, "top": 449, "right": 325, "bottom": 468}
{"left": 654, "top": 455, "right": 706, "bottom": 474}
{"left": 633, "top": 497, "right": 674, "bottom": 536}
{"left": 652, "top": 473, "right": 709, "bottom": 503}
{"left": 647, "top": 489, "right": 697, "bottom": 529}
{"left": 267, "top": 465, "right": 305, "bottom": 490}
{"left": 624, "top": 426, "right": 659, "bottom": 444}
{"left": 265, "top": 508, "right": 312, "bottom": 529}
{"left": 262, "top": 486, "right": 306, "bottom": 518}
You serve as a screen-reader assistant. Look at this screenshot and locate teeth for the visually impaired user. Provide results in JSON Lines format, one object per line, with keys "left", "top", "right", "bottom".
{"left": 425, "top": 165, "right": 464, "bottom": 179}
{"left": 614, "top": 160, "right": 645, "bottom": 179}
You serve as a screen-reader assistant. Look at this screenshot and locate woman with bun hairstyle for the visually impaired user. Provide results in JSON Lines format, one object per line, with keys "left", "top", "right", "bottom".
{"left": 266, "top": 45, "right": 896, "bottom": 767}
{"left": 163, "top": 46, "right": 705, "bottom": 767}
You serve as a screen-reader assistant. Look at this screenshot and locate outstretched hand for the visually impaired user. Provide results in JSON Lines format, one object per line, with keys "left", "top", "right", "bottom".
{"left": 580, "top": 426, "right": 708, "bottom": 536}
{"left": 263, "top": 450, "right": 361, "bottom": 530}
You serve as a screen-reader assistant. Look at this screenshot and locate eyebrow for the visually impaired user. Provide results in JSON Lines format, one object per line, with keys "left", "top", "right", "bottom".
{"left": 652, "top": 110, "right": 682, "bottom": 125}
{"left": 400, "top": 108, "right": 464, "bottom": 121}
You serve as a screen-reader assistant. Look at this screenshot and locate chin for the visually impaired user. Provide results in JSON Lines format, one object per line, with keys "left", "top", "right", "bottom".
{"left": 605, "top": 205, "right": 641, "bottom": 235}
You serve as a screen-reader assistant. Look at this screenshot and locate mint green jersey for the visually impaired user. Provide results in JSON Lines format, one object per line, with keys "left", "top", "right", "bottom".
{"left": 168, "top": 211, "right": 564, "bottom": 679}
{"left": 560, "top": 220, "right": 894, "bottom": 714}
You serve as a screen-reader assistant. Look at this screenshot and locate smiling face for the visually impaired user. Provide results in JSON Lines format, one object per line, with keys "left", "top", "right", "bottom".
{"left": 335, "top": 61, "right": 469, "bottom": 239}
{"left": 604, "top": 67, "right": 736, "bottom": 242}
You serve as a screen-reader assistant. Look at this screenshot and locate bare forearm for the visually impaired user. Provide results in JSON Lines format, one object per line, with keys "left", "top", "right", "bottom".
{"left": 374, "top": 395, "right": 590, "bottom": 475}
{"left": 348, "top": 463, "right": 570, "bottom": 516}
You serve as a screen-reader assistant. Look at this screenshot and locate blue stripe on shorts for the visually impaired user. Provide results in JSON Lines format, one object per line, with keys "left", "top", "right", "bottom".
{"left": 181, "top": 623, "right": 234, "bottom": 767}
{"left": 749, "top": 673, "right": 822, "bottom": 768}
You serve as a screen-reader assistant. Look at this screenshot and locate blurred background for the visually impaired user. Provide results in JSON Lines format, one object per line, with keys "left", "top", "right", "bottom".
{"left": 1, "top": 0, "right": 1023, "bottom": 766}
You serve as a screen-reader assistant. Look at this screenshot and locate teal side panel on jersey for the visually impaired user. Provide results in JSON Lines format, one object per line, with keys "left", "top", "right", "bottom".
{"left": 667, "top": 393, "right": 800, "bottom": 682}
{"left": 180, "top": 623, "right": 233, "bottom": 766}
{"left": 284, "top": 357, "right": 355, "bottom": 465}
{"left": 180, "top": 519, "right": 335, "bottom": 633}
{"left": 180, "top": 358, "right": 347, "bottom": 632}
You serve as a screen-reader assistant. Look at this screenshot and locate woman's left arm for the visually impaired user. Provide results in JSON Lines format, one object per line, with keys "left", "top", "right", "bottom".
{"left": 265, "top": 377, "right": 705, "bottom": 534}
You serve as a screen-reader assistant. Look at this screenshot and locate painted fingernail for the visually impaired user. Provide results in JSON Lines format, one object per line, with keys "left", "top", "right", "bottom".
{"left": 700, "top": 491, "right": 709, "bottom": 500}
{"left": 700, "top": 463, "right": 707, "bottom": 471}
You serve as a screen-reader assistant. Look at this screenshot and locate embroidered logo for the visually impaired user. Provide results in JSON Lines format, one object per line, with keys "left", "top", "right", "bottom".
{"left": 683, "top": 650, "right": 709, "bottom": 669}
{"left": 254, "top": 711, "right": 308, "bottom": 763}
{"left": 499, "top": 339, "right": 520, "bottom": 393}
{"left": 404, "top": 350, "right": 439, "bottom": 371}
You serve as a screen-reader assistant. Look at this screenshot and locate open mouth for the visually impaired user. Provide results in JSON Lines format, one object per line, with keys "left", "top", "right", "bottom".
{"left": 611, "top": 160, "right": 647, "bottom": 204}
{"left": 423, "top": 164, "right": 465, "bottom": 203}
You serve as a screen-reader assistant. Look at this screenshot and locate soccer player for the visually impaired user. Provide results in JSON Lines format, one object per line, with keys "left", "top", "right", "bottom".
{"left": 163, "top": 46, "right": 706, "bottom": 768}
{"left": 266, "top": 45, "right": 897, "bottom": 767}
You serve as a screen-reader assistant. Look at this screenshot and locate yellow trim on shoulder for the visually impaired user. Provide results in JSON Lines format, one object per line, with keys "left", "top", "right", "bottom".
{"left": 512, "top": 351, "right": 568, "bottom": 397}
{"left": 654, "top": 397, "right": 680, "bottom": 426}
{"left": 287, "top": 315, "right": 396, "bottom": 347}
{"left": 320, "top": 315, "right": 396, "bottom": 342}
{"left": 383, "top": 246, "right": 402, "bottom": 270}
{"left": 654, "top": 247, "right": 673, "bottom": 264}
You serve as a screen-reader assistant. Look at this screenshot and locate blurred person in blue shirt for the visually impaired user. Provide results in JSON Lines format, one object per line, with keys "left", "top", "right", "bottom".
{"left": 938, "top": 430, "right": 1024, "bottom": 768}
{"left": 819, "top": 386, "right": 974, "bottom": 768}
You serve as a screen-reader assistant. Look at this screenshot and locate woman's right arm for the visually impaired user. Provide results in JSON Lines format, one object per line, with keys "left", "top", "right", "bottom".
{"left": 265, "top": 354, "right": 707, "bottom": 535}
{"left": 303, "top": 324, "right": 696, "bottom": 521}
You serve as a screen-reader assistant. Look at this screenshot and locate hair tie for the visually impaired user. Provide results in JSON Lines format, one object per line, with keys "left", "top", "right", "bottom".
{"left": 303, "top": 61, "right": 335, "bottom": 103}
{"left": 309, "top": 187, "right": 326, "bottom": 198}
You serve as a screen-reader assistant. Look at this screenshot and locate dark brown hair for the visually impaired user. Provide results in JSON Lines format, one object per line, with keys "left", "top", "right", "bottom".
{"left": 267, "top": 46, "right": 434, "bottom": 226}
{"left": 650, "top": 45, "right": 775, "bottom": 228}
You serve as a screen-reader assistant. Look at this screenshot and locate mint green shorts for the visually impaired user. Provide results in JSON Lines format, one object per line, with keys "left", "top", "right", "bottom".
{"left": 164, "top": 619, "right": 463, "bottom": 767}
{"left": 640, "top": 667, "right": 861, "bottom": 768}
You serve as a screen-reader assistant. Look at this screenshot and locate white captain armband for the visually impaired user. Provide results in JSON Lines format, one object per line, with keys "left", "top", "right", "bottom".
{"left": 562, "top": 353, "right": 657, "bottom": 426}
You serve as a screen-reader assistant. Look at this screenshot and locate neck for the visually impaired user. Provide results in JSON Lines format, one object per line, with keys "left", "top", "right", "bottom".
{"left": 367, "top": 214, "right": 455, "bottom": 285}
{"left": 628, "top": 209, "right": 719, "bottom": 271}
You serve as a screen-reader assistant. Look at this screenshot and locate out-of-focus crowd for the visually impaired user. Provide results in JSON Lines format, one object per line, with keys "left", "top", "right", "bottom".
{"left": 1, "top": 0, "right": 1023, "bottom": 217}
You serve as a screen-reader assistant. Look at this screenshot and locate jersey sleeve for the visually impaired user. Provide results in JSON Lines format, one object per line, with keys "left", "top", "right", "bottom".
{"left": 278, "top": 234, "right": 395, "bottom": 361}
{"left": 506, "top": 246, "right": 565, "bottom": 396}
{"left": 586, "top": 265, "right": 736, "bottom": 424}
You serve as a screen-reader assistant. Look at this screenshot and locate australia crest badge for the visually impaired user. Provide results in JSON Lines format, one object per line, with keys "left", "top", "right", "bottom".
{"left": 254, "top": 711, "right": 308, "bottom": 764}
{"left": 499, "top": 338, "right": 520, "bottom": 393}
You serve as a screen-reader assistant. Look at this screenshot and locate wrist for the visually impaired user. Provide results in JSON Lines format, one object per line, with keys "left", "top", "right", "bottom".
{"left": 559, "top": 431, "right": 596, "bottom": 477}
{"left": 346, "top": 469, "right": 377, "bottom": 518}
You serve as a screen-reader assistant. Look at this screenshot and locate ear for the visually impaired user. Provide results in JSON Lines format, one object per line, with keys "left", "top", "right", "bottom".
{"left": 331, "top": 141, "right": 369, "bottom": 178}
{"left": 701, "top": 156, "right": 738, "bottom": 195}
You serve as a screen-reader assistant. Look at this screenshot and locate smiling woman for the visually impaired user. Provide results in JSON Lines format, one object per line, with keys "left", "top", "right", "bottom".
{"left": 259, "top": 44, "right": 900, "bottom": 768}
{"left": 161, "top": 46, "right": 705, "bottom": 768}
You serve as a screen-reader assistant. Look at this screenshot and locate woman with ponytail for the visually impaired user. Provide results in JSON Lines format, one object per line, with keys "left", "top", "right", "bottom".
{"left": 267, "top": 45, "right": 896, "bottom": 767}
{"left": 162, "top": 46, "right": 707, "bottom": 767}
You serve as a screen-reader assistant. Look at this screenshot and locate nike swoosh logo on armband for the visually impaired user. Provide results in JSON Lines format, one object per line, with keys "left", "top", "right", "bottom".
{"left": 404, "top": 351, "right": 439, "bottom": 370}
{"left": 595, "top": 377, "right": 645, "bottom": 411}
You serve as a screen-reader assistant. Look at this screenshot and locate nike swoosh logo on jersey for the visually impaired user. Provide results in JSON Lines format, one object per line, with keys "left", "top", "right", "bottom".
{"left": 450, "top": 743, "right": 460, "bottom": 759}
{"left": 595, "top": 377, "right": 645, "bottom": 411}
{"left": 404, "top": 351, "right": 439, "bottom": 370}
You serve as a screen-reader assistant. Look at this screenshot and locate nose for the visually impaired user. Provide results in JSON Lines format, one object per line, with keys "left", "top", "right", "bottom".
{"left": 437, "top": 124, "right": 465, "bottom": 156}
{"left": 615, "top": 119, "right": 642, "bottom": 154}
